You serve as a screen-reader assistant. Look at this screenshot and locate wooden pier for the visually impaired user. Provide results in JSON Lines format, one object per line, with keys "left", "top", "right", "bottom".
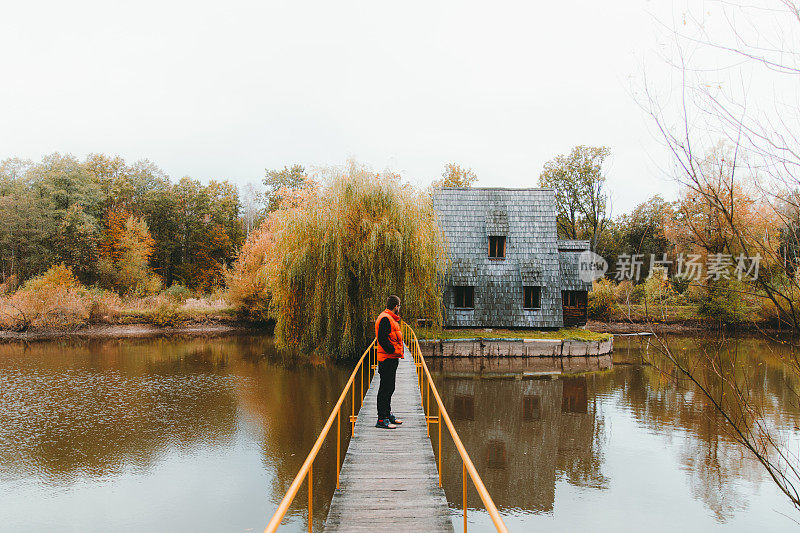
{"left": 323, "top": 345, "right": 454, "bottom": 533}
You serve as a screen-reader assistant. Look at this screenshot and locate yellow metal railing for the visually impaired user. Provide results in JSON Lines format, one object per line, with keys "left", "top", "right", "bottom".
{"left": 263, "top": 323, "right": 508, "bottom": 533}
{"left": 401, "top": 322, "right": 509, "bottom": 533}
{"left": 263, "top": 338, "right": 378, "bottom": 533}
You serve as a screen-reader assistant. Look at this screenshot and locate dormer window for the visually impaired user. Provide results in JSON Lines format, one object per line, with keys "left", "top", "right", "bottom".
{"left": 488, "top": 236, "right": 505, "bottom": 259}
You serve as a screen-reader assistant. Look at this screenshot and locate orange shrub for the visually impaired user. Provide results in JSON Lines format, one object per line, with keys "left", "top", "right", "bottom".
{"left": 1, "top": 264, "right": 92, "bottom": 329}
{"left": 225, "top": 218, "right": 275, "bottom": 321}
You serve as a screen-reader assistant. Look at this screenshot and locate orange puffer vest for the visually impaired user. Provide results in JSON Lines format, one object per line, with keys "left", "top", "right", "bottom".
{"left": 375, "top": 309, "right": 404, "bottom": 361}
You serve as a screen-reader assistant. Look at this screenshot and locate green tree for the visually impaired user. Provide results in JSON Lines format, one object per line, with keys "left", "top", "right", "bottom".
{"left": 31, "top": 153, "right": 103, "bottom": 219}
{"left": 56, "top": 204, "right": 100, "bottom": 282}
{"left": 0, "top": 154, "right": 104, "bottom": 282}
{"left": 141, "top": 178, "right": 181, "bottom": 286}
{"left": 171, "top": 178, "right": 241, "bottom": 290}
{"left": 263, "top": 164, "right": 307, "bottom": 212}
{"left": 87, "top": 153, "right": 166, "bottom": 214}
{"left": 0, "top": 158, "right": 32, "bottom": 195}
{"left": 207, "top": 179, "right": 243, "bottom": 248}
{"left": 0, "top": 191, "right": 57, "bottom": 281}
{"left": 0, "top": 153, "right": 246, "bottom": 291}
{"left": 539, "top": 145, "right": 610, "bottom": 250}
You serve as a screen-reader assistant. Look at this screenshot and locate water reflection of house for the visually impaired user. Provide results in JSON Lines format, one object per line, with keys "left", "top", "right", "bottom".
{"left": 561, "top": 377, "right": 587, "bottom": 413}
{"left": 439, "top": 374, "right": 605, "bottom": 512}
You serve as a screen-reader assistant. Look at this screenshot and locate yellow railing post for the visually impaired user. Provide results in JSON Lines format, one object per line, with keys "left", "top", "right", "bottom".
{"left": 462, "top": 461, "right": 467, "bottom": 532}
{"left": 438, "top": 409, "right": 442, "bottom": 487}
{"left": 263, "top": 339, "right": 376, "bottom": 533}
{"left": 336, "top": 409, "right": 341, "bottom": 489}
{"left": 351, "top": 379, "right": 355, "bottom": 434}
{"left": 308, "top": 464, "right": 313, "bottom": 533}
{"left": 426, "top": 380, "right": 430, "bottom": 436}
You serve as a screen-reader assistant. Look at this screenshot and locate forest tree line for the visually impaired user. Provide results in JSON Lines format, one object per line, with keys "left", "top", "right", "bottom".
{"left": 3, "top": 145, "right": 800, "bottom": 334}
{"left": 0, "top": 153, "right": 244, "bottom": 293}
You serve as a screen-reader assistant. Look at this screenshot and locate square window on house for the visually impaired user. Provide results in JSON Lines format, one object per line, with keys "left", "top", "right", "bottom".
{"left": 523, "top": 286, "right": 541, "bottom": 310}
{"left": 454, "top": 286, "right": 474, "bottom": 309}
{"left": 488, "top": 236, "right": 506, "bottom": 258}
{"left": 562, "top": 290, "right": 587, "bottom": 307}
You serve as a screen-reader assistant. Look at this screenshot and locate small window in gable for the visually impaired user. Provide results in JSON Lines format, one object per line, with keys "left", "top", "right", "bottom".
{"left": 523, "top": 286, "right": 541, "bottom": 310}
{"left": 454, "top": 286, "right": 474, "bottom": 309}
{"left": 488, "top": 236, "right": 506, "bottom": 259}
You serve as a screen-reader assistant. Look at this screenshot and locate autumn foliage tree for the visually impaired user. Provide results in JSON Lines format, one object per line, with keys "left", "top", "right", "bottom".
{"left": 98, "top": 208, "right": 160, "bottom": 295}
{"left": 432, "top": 163, "right": 478, "bottom": 188}
{"left": 637, "top": 1, "right": 800, "bottom": 508}
{"left": 225, "top": 218, "right": 276, "bottom": 322}
{"left": 665, "top": 144, "right": 779, "bottom": 260}
{"left": 0, "top": 153, "right": 243, "bottom": 292}
{"left": 263, "top": 164, "right": 308, "bottom": 212}
{"left": 230, "top": 162, "right": 447, "bottom": 358}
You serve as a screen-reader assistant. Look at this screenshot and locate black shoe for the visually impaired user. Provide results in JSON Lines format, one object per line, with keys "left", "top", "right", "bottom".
{"left": 375, "top": 419, "right": 397, "bottom": 429}
{"left": 388, "top": 413, "right": 403, "bottom": 425}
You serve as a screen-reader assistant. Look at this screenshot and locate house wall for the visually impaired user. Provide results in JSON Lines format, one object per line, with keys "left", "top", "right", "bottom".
{"left": 434, "top": 188, "right": 564, "bottom": 328}
{"left": 558, "top": 241, "right": 592, "bottom": 327}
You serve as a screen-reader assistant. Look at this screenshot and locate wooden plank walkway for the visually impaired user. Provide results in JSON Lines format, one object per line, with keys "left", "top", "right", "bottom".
{"left": 323, "top": 345, "right": 454, "bottom": 533}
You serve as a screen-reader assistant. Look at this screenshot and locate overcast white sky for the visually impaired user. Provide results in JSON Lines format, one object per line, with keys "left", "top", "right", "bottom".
{"left": 1, "top": 1, "right": 697, "bottom": 214}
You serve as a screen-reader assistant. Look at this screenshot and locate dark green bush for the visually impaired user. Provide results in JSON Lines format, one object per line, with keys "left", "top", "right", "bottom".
{"left": 697, "top": 279, "right": 748, "bottom": 325}
{"left": 163, "top": 284, "right": 192, "bottom": 303}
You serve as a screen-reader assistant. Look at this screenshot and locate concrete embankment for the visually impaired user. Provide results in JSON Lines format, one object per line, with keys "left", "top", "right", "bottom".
{"left": 419, "top": 336, "right": 613, "bottom": 357}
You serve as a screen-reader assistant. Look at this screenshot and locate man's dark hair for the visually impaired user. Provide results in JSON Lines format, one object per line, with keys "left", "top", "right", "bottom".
{"left": 387, "top": 295, "right": 400, "bottom": 310}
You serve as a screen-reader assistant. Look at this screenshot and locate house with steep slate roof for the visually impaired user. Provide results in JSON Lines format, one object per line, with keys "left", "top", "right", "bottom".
{"left": 433, "top": 187, "right": 591, "bottom": 328}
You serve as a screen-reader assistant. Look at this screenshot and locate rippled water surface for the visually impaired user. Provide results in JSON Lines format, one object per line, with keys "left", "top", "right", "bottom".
{"left": 1, "top": 334, "right": 799, "bottom": 532}
{"left": 0, "top": 336, "right": 353, "bottom": 532}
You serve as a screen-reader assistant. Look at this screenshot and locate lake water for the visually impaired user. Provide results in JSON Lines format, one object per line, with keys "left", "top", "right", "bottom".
{"left": 0, "top": 334, "right": 798, "bottom": 531}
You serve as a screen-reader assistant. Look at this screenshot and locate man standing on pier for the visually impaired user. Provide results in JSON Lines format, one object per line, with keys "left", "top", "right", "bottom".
{"left": 375, "top": 295, "right": 405, "bottom": 429}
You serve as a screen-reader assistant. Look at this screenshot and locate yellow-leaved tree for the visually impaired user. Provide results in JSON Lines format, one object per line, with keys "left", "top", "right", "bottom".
{"left": 228, "top": 162, "right": 448, "bottom": 359}
{"left": 98, "top": 208, "right": 161, "bottom": 295}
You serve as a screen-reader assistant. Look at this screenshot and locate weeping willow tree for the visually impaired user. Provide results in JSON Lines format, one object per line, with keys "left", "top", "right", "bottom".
{"left": 268, "top": 162, "right": 447, "bottom": 359}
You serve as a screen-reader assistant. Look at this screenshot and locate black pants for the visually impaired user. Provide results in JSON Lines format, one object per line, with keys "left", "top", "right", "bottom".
{"left": 377, "top": 358, "right": 399, "bottom": 420}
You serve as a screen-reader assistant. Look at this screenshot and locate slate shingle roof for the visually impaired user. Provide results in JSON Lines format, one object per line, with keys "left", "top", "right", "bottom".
{"left": 434, "top": 187, "right": 589, "bottom": 328}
